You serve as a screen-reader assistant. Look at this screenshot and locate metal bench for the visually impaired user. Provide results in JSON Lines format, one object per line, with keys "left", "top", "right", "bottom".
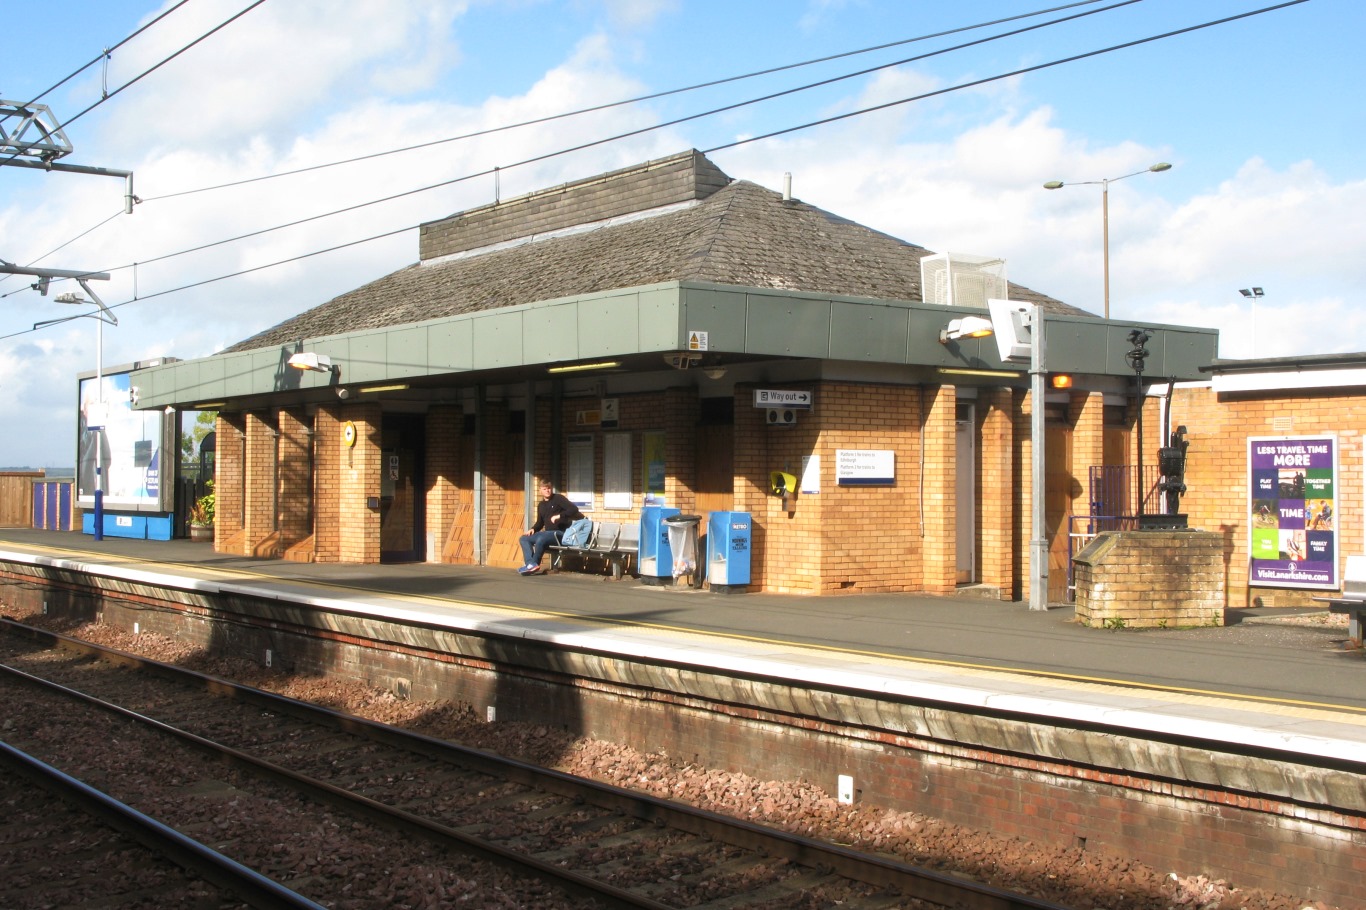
{"left": 549, "top": 520, "right": 637, "bottom": 579}
{"left": 1318, "top": 554, "right": 1366, "bottom": 648}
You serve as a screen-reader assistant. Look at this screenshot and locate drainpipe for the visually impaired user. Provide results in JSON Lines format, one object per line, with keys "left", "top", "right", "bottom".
{"left": 473, "top": 387, "right": 486, "bottom": 566}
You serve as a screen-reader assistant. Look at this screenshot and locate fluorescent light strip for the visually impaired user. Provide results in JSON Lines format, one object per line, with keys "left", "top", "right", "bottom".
{"left": 548, "top": 361, "right": 620, "bottom": 374}
{"left": 937, "top": 368, "right": 1019, "bottom": 379}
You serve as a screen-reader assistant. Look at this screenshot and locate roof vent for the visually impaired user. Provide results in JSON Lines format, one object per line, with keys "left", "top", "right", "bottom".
{"left": 920, "top": 253, "right": 1007, "bottom": 309}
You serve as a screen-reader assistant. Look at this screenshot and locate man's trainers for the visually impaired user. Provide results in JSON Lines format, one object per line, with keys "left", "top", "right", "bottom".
{"left": 518, "top": 564, "right": 542, "bottom": 576}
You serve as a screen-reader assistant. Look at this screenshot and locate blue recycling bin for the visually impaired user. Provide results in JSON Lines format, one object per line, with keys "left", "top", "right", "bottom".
{"left": 707, "top": 511, "right": 751, "bottom": 592}
{"left": 638, "top": 505, "right": 680, "bottom": 583}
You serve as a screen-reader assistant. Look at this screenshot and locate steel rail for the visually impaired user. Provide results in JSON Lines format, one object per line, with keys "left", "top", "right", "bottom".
{"left": 0, "top": 738, "right": 327, "bottom": 910}
{"left": 3, "top": 617, "right": 1075, "bottom": 910}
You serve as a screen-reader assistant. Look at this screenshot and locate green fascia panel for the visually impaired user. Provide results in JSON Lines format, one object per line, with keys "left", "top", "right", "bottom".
{"left": 428, "top": 319, "right": 473, "bottom": 372}
{"left": 348, "top": 334, "right": 388, "bottom": 384}
{"left": 579, "top": 292, "right": 643, "bottom": 358}
{"left": 679, "top": 287, "right": 747, "bottom": 352}
{"left": 1047, "top": 321, "right": 1109, "bottom": 373}
{"left": 745, "top": 294, "right": 831, "bottom": 358}
{"left": 1155, "top": 329, "right": 1220, "bottom": 380}
{"left": 637, "top": 285, "right": 684, "bottom": 350}
{"left": 829, "top": 300, "right": 911, "bottom": 362}
{"left": 525, "top": 303, "right": 578, "bottom": 363}
{"left": 471, "top": 310, "right": 525, "bottom": 369}
{"left": 387, "top": 326, "right": 430, "bottom": 376}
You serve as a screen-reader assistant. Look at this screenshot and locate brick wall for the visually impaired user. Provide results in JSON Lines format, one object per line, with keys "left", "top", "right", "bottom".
{"left": 277, "top": 408, "right": 311, "bottom": 556}
{"left": 419, "top": 150, "right": 730, "bottom": 261}
{"left": 1171, "top": 385, "right": 1365, "bottom": 607}
{"left": 424, "top": 404, "right": 464, "bottom": 563}
{"left": 1073, "top": 530, "right": 1225, "bottom": 627}
{"left": 312, "top": 406, "right": 342, "bottom": 562}
{"left": 214, "top": 412, "right": 245, "bottom": 552}
{"left": 978, "top": 387, "right": 1019, "bottom": 597}
{"left": 337, "top": 403, "right": 381, "bottom": 563}
{"left": 920, "top": 386, "right": 958, "bottom": 594}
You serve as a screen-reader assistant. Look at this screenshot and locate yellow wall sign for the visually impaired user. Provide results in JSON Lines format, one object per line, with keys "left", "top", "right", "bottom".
{"left": 342, "top": 421, "right": 357, "bottom": 447}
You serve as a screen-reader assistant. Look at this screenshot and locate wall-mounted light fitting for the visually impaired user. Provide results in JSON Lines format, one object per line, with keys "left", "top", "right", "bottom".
{"left": 358, "top": 383, "right": 409, "bottom": 393}
{"left": 939, "top": 315, "right": 994, "bottom": 344}
{"left": 663, "top": 352, "right": 703, "bottom": 370}
{"left": 287, "top": 352, "right": 334, "bottom": 373}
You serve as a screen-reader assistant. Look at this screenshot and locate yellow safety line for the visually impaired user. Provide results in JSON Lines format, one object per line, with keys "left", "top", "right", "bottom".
{"left": 6, "top": 540, "right": 1364, "bottom": 717}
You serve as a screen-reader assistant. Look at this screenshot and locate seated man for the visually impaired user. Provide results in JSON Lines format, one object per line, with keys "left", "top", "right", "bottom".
{"left": 518, "top": 481, "right": 583, "bottom": 575}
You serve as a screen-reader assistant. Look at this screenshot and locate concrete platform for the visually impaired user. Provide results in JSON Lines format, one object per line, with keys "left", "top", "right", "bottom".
{"left": 1, "top": 528, "right": 1363, "bottom": 765}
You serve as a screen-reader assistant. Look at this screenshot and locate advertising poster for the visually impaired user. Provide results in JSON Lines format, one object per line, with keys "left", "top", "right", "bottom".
{"left": 76, "top": 371, "right": 164, "bottom": 509}
{"left": 1248, "top": 435, "right": 1337, "bottom": 589}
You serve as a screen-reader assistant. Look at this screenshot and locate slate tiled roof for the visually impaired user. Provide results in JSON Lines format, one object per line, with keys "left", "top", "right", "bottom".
{"left": 224, "top": 178, "right": 1087, "bottom": 354}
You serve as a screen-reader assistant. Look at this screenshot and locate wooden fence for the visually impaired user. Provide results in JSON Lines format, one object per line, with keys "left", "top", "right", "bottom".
{"left": 0, "top": 472, "right": 44, "bottom": 527}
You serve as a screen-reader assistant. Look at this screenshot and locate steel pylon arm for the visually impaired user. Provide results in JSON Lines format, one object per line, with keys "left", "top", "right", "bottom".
{"left": 0, "top": 99, "right": 73, "bottom": 163}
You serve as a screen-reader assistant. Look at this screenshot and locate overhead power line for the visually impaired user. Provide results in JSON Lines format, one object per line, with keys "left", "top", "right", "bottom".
{"left": 142, "top": 0, "right": 1117, "bottom": 203}
{"left": 3, "top": 0, "right": 1307, "bottom": 341}
{"left": 41, "top": 0, "right": 1145, "bottom": 284}
{"left": 7, "top": 0, "right": 1115, "bottom": 279}
{"left": 1, "top": 0, "right": 269, "bottom": 169}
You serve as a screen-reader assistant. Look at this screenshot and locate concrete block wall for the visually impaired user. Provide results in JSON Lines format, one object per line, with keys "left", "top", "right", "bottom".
{"left": 1073, "top": 530, "right": 1225, "bottom": 628}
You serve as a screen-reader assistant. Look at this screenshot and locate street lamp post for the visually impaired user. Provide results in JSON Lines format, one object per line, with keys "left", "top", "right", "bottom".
{"left": 1239, "top": 287, "right": 1265, "bottom": 356}
{"left": 54, "top": 282, "right": 118, "bottom": 541}
{"left": 1044, "top": 163, "right": 1173, "bottom": 319}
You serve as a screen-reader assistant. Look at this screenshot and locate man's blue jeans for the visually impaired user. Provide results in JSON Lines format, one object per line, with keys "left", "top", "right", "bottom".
{"left": 519, "top": 529, "right": 561, "bottom": 567}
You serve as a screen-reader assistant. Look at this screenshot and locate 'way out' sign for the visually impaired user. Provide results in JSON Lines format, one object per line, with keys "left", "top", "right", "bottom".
{"left": 753, "top": 389, "right": 812, "bottom": 409}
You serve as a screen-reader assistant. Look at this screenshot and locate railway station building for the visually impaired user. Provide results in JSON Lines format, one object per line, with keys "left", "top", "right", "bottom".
{"left": 133, "top": 150, "right": 1218, "bottom": 601}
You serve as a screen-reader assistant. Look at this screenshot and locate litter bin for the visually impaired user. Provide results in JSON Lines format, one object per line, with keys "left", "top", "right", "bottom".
{"left": 707, "top": 511, "right": 751, "bottom": 593}
{"left": 639, "top": 505, "right": 680, "bottom": 584}
{"left": 663, "top": 513, "right": 702, "bottom": 585}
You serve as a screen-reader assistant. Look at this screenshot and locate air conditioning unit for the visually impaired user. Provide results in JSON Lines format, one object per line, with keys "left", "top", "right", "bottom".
{"left": 766, "top": 408, "right": 797, "bottom": 427}
{"left": 920, "top": 252, "right": 1007, "bottom": 309}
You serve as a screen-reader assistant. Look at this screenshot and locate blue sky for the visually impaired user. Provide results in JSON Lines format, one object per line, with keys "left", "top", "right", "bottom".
{"left": 2, "top": 0, "right": 1362, "bottom": 467}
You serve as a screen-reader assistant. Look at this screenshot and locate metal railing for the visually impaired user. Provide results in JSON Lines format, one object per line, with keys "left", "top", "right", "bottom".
{"left": 1066, "top": 464, "right": 1162, "bottom": 601}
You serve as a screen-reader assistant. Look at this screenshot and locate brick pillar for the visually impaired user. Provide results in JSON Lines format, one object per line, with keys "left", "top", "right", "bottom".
{"left": 312, "top": 406, "right": 342, "bottom": 563}
{"left": 978, "top": 387, "right": 1016, "bottom": 599}
{"left": 664, "top": 386, "right": 698, "bottom": 514}
{"left": 277, "top": 408, "right": 312, "bottom": 560}
{"left": 1071, "top": 391, "right": 1105, "bottom": 521}
{"left": 920, "top": 385, "right": 957, "bottom": 594}
{"left": 243, "top": 411, "right": 279, "bottom": 557}
{"left": 426, "top": 404, "right": 463, "bottom": 563}
{"left": 1016, "top": 386, "right": 1036, "bottom": 605}
{"left": 338, "top": 402, "right": 382, "bottom": 564}
{"left": 215, "top": 412, "right": 245, "bottom": 553}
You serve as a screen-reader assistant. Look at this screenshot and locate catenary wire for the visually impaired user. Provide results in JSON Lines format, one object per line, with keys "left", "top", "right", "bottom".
{"left": 41, "top": 0, "right": 1147, "bottom": 286}
{"left": 10, "top": 0, "right": 1123, "bottom": 279}
{"left": 1, "top": 0, "right": 1305, "bottom": 339}
{"left": 12, "top": 0, "right": 194, "bottom": 110}
{"left": 0, "top": 0, "right": 269, "bottom": 168}
{"left": 142, "top": 0, "right": 1117, "bottom": 202}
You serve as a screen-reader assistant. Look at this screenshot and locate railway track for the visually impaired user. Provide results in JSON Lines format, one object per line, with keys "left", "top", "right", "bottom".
{"left": 0, "top": 738, "right": 319, "bottom": 909}
{"left": 1, "top": 617, "right": 1074, "bottom": 909}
